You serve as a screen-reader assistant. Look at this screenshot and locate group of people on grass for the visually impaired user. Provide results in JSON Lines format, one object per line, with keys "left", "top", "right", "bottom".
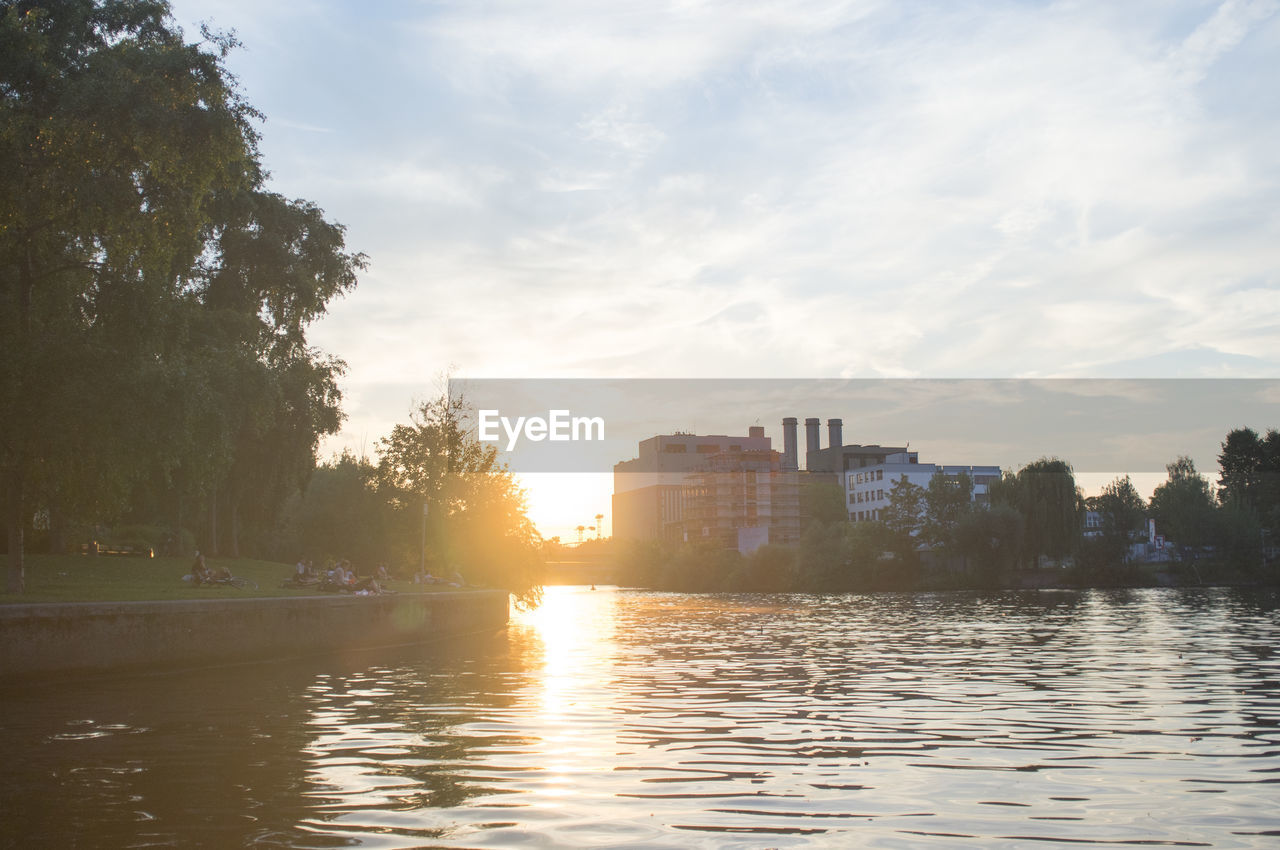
{"left": 285, "top": 558, "right": 393, "bottom": 595}
{"left": 411, "top": 568, "right": 466, "bottom": 587}
{"left": 186, "top": 552, "right": 466, "bottom": 594}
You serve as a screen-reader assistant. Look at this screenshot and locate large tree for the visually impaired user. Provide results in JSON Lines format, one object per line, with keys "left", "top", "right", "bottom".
{"left": 1218, "top": 427, "right": 1280, "bottom": 533}
{"left": 1, "top": 0, "right": 257, "bottom": 590}
{"left": 1, "top": 1, "right": 362, "bottom": 590}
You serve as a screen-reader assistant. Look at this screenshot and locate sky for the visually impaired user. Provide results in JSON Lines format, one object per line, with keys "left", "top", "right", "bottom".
{"left": 167, "top": 0, "right": 1280, "bottom": 540}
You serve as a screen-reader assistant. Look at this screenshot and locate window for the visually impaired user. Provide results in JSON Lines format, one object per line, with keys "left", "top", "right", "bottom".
{"left": 697, "top": 444, "right": 718, "bottom": 453}
{"left": 876, "top": 469, "right": 883, "bottom": 481}
{"left": 663, "top": 444, "right": 687, "bottom": 453}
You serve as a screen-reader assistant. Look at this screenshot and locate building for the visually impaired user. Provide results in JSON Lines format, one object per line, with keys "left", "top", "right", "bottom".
{"left": 845, "top": 458, "right": 1002, "bottom": 523}
{"left": 614, "top": 415, "right": 999, "bottom": 544}
{"left": 612, "top": 427, "right": 800, "bottom": 551}
{"left": 680, "top": 449, "right": 801, "bottom": 551}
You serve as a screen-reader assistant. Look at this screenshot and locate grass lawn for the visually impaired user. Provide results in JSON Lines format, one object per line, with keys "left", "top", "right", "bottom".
{"left": 0, "top": 554, "right": 436, "bottom": 604}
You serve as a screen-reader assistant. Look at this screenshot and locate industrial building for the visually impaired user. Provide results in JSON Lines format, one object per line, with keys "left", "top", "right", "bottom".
{"left": 613, "top": 416, "right": 999, "bottom": 546}
{"left": 612, "top": 427, "right": 800, "bottom": 552}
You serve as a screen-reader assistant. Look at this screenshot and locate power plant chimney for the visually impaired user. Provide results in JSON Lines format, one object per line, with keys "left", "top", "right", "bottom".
{"left": 782, "top": 417, "right": 798, "bottom": 472}
{"left": 805, "top": 417, "right": 821, "bottom": 465}
{"left": 828, "top": 418, "right": 843, "bottom": 450}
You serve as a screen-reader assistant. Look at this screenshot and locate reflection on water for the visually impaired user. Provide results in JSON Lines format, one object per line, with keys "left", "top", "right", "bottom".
{"left": 3, "top": 587, "right": 1280, "bottom": 847}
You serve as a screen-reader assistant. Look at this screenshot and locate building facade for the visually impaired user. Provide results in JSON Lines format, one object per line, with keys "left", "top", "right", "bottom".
{"left": 612, "top": 427, "right": 801, "bottom": 550}
{"left": 844, "top": 459, "right": 1002, "bottom": 523}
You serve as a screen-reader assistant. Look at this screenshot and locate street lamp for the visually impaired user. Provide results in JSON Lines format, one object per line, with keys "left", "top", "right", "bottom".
{"left": 420, "top": 500, "right": 429, "bottom": 575}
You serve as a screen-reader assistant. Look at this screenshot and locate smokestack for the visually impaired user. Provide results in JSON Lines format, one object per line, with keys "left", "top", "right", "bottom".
{"left": 805, "top": 417, "right": 821, "bottom": 464}
{"left": 782, "top": 418, "right": 798, "bottom": 471}
{"left": 828, "top": 418, "right": 843, "bottom": 450}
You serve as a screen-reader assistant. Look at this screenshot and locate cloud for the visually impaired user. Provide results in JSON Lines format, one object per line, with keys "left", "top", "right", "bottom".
{"left": 166, "top": 0, "right": 1280, "bottom": 477}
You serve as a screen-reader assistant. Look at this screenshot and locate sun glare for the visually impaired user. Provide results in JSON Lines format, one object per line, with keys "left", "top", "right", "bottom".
{"left": 516, "top": 472, "right": 613, "bottom": 542}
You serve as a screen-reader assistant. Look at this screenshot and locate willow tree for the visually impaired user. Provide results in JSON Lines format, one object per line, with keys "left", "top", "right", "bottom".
{"left": 992, "top": 458, "right": 1081, "bottom": 567}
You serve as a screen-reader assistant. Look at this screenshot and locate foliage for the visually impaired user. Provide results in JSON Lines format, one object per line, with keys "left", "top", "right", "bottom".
{"left": 993, "top": 458, "right": 1080, "bottom": 566}
{"left": 801, "top": 480, "right": 848, "bottom": 528}
{"left": 1149, "top": 456, "right": 1217, "bottom": 550}
{"left": 923, "top": 470, "right": 973, "bottom": 551}
{"left": 1089, "top": 475, "right": 1147, "bottom": 564}
{"left": 731, "top": 544, "right": 796, "bottom": 592}
{"left": 1215, "top": 501, "right": 1262, "bottom": 574}
{"left": 375, "top": 392, "right": 543, "bottom": 607}
{"left": 1218, "top": 427, "right": 1280, "bottom": 532}
{"left": 616, "top": 538, "right": 670, "bottom": 588}
{"left": 881, "top": 474, "right": 925, "bottom": 561}
{"left": 954, "top": 503, "right": 1023, "bottom": 586}
{"left": 795, "top": 520, "right": 851, "bottom": 590}
{"left": 273, "top": 452, "right": 391, "bottom": 568}
{"left": 0, "top": 0, "right": 363, "bottom": 592}
{"left": 1072, "top": 537, "right": 1143, "bottom": 587}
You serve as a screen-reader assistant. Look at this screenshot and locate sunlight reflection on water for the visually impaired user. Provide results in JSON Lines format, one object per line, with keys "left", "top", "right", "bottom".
{"left": 3, "top": 586, "right": 1280, "bottom": 847}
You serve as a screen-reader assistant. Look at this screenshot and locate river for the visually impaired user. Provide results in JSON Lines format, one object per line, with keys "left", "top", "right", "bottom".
{"left": 3, "top": 586, "right": 1279, "bottom": 848}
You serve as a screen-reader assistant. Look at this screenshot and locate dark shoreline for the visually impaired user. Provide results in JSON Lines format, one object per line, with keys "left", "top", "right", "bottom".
{"left": 0, "top": 590, "right": 510, "bottom": 680}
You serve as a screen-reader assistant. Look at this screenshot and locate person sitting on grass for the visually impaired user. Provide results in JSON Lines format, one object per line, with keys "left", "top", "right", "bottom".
{"left": 190, "top": 552, "right": 211, "bottom": 586}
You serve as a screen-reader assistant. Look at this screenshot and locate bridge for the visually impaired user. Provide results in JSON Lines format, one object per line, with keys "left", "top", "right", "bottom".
{"left": 543, "top": 560, "right": 619, "bottom": 586}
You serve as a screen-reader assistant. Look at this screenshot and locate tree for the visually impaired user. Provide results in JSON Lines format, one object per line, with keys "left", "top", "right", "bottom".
{"left": 923, "top": 470, "right": 973, "bottom": 551}
{"left": 796, "top": 520, "right": 851, "bottom": 590}
{"left": 1, "top": 0, "right": 260, "bottom": 590}
{"left": 955, "top": 503, "right": 1023, "bottom": 585}
{"left": 1149, "top": 457, "right": 1216, "bottom": 550}
{"left": 1, "top": 2, "right": 364, "bottom": 588}
{"left": 1095, "top": 474, "right": 1147, "bottom": 561}
{"left": 882, "top": 474, "right": 925, "bottom": 564}
{"left": 275, "top": 451, "right": 391, "bottom": 567}
{"left": 375, "top": 392, "right": 543, "bottom": 607}
{"left": 994, "top": 458, "right": 1080, "bottom": 567}
{"left": 801, "top": 480, "right": 848, "bottom": 528}
{"left": 1218, "top": 426, "right": 1280, "bottom": 535}
{"left": 1218, "top": 428, "right": 1264, "bottom": 510}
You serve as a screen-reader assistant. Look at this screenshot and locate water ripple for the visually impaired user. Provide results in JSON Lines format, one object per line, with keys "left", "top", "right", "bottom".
{"left": 3, "top": 587, "right": 1280, "bottom": 847}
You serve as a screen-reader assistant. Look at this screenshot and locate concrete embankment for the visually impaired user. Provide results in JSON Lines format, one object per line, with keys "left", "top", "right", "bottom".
{"left": 0, "top": 590, "right": 509, "bottom": 678}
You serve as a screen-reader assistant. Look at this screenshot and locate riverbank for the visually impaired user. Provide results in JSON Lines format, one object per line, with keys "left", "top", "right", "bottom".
{"left": 0, "top": 553, "right": 440, "bottom": 603}
{"left": 0, "top": 590, "right": 510, "bottom": 679}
